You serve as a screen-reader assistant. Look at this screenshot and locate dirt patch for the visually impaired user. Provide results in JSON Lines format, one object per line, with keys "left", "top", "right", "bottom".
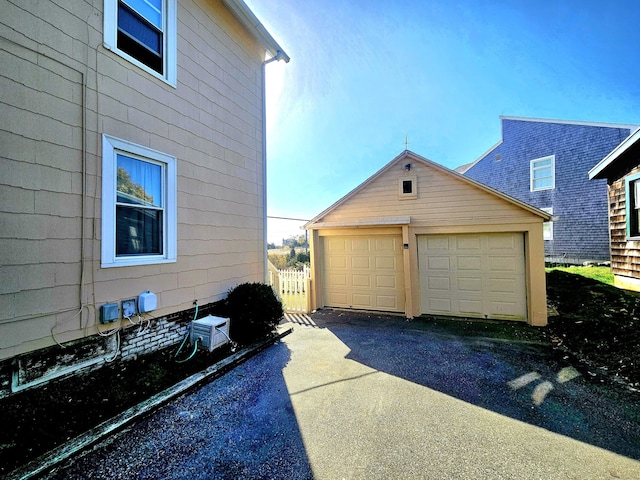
{"left": 1, "top": 270, "right": 639, "bottom": 476}
{"left": 544, "top": 269, "right": 640, "bottom": 389}
{"left": 0, "top": 343, "right": 235, "bottom": 476}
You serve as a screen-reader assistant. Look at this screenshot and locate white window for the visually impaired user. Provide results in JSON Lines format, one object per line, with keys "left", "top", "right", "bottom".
{"left": 530, "top": 155, "right": 555, "bottom": 191}
{"left": 102, "top": 134, "right": 176, "bottom": 267}
{"left": 625, "top": 173, "right": 640, "bottom": 238}
{"left": 103, "top": 0, "right": 177, "bottom": 86}
{"left": 541, "top": 207, "right": 553, "bottom": 240}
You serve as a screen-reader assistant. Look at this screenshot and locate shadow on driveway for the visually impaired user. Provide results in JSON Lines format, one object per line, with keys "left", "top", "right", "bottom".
{"left": 301, "top": 310, "right": 640, "bottom": 461}
{"left": 45, "top": 340, "right": 313, "bottom": 480}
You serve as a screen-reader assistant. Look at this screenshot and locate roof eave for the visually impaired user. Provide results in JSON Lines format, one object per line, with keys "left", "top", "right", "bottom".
{"left": 500, "top": 115, "right": 639, "bottom": 131}
{"left": 589, "top": 128, "right": 640, "bottom": 180}
{"left": 221, "top": 0, "right": 290, "bottom": 62}
{"left": 305, "top": 150, "right": 551, "bottom": 229}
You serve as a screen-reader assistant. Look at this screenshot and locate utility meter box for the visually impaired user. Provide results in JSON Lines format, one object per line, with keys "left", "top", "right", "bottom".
{"left": 190, "top": 315, "right": 230, "bottom": 352}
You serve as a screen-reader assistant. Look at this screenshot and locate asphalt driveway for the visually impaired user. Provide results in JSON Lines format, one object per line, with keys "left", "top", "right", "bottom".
{"left": 45, "top": 311, "right": 640, "bottom": 479}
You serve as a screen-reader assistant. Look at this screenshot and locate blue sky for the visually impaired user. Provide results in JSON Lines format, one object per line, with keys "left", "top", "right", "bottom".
{"left": 245, "top": 0, "right": 640, "bottom": 243}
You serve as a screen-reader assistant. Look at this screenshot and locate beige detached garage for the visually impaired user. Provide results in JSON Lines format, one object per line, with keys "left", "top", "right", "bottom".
{"left": 305, "top": 151, "right": 551, "bottom": 326}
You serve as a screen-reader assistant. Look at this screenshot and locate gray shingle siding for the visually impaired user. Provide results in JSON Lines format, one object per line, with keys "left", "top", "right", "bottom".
{"left": 464, "top": 118, "right": 632, "bottom": 262}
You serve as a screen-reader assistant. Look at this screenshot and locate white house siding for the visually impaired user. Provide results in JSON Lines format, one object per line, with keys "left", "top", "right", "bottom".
{"left": 0, "top": 0, "right": 270, "bottom": 360}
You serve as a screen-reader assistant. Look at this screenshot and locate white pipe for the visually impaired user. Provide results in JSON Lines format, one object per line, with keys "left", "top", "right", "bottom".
{"left": 262, "top": 51, "right": 286, "bottom": 282}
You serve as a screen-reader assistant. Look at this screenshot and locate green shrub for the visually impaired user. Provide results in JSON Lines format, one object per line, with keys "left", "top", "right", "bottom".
{"left": 225, "top": 282, "right": 284, "bottom": 346}
{"left": 296, "top": 252, "right": 310, "bottom": 264}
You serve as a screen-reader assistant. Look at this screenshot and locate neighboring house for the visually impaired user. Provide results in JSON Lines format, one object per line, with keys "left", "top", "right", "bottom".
{"left": 0, "top": 0, "right": 288, "bottom": 396}
{"left": 461, "top": 116, "right": 637, "bottom": 264}
{"left": 589, "top": 129, "right": 640, "bottom": 291}
{"left": 304, "top": 150, "right": 550, "bottom": 326}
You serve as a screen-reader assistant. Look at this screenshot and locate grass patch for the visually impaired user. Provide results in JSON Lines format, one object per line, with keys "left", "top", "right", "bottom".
{"left": 546, "top": 266, "right": 613, "bottom": 285}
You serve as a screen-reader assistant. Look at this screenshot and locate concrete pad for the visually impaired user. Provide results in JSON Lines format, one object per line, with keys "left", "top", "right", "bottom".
{"left": 282, "top": 322, "right": 640, "bottom": 479}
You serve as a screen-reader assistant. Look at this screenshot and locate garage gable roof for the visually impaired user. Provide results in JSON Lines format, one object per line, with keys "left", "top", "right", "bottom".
{"left": 304, "top": 150, "right": 551, "bottom": 229}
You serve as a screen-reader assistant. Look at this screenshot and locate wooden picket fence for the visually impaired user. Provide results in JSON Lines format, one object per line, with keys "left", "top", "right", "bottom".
{"left": 268, "top": 262, "right": 311, "bottom": 313}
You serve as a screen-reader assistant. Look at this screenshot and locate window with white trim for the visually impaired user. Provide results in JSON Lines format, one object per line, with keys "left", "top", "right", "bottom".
{"left": 625, "top": 173, "right": 640, "bottom": 238}
{"left": 398, "top": 175, "right": 417, "bottom": 200}
{"left": 541, "top": 207, "right": 553, "bottom": 240}
{"left": 103, "top": 0, "right": 177, "bottom": 86}
{"left": 102, "top": 134, "right": 177, "bottom": 267}
{"left": 530, "top": 155, "right": 555, "bottom": 191}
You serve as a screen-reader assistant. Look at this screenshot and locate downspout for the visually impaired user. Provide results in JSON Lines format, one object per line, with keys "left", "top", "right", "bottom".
{"left": 262, "top": 50, "right": 286, "bottom": 282}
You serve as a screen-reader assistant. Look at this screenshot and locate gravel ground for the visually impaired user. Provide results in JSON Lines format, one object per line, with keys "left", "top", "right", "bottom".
{"left": 41, "top": 312, "right": 640, "bottom": 480}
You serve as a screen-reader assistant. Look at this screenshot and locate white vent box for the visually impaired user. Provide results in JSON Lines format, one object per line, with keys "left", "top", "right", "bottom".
{"left": 138, "top": 291, "right": 157, "bottom": 313}
{"left": 191, "top": 315, "right": 230, "bottom": 352}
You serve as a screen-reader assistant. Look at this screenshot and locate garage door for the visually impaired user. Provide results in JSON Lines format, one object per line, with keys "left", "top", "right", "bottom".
{"left": 418, "top": 233, "right": 527, "bottom": 321}
{"left": 322, "top": 235, "right": 405, "bottom": 312}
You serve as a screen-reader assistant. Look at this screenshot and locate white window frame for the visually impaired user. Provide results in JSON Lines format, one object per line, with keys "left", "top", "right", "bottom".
{"left": 530, "top": 155, "right": 555, "bottom": 191}
{"left": 398, "top": 175, "right": 417, "bottom": 200}
{"left": 103, "top": 0, "right": 177, "bottom": 87}
{"left": 102, "top": 134, "right": 177, "bottom": 267}
{"left": 541, "top": 207, "right": 553, "bottom": 241}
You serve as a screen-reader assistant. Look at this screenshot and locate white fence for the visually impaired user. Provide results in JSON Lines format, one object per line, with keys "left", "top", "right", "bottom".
{"left": 268, "top": 262, "right": 311, "bottom": 313}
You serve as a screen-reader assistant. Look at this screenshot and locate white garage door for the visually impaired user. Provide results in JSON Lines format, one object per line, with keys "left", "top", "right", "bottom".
{"left": 418, "top": 233, "right": 527, "bottom": 321}
{"left": 322, "top": 235, "right": 405, "bottom": 313}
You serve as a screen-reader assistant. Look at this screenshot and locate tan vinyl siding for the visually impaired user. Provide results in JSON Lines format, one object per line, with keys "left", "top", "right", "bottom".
{"left": 320, "top": 162, "right": 540, "bottom": 227}
{"left": 0, "top": 0, "right": 270, "bottom": 359}
{"left": 308, "top": 154, "right": 548, "bottom": 326}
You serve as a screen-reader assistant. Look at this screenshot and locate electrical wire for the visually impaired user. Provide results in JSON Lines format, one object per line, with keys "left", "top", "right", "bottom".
{"left": 104, "top": 330, "right": 120, "bottom": 363}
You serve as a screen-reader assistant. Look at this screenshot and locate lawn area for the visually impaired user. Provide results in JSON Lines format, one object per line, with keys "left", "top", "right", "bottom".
{"left": 546, "top": 265, "right": 614, "bottom": 285}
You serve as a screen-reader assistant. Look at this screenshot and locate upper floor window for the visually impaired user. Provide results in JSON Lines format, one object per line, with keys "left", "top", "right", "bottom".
{"left": 530, "top": 155, "right": 555, "bottom": 191}
{"left": 102, "top": 134, "right": 177, "bottom": 267}
{"left": 625, "top": 173, "right": 640, "bottom": 238}
{"left": 104, "top": 0, "right": 177, "bottom": 86}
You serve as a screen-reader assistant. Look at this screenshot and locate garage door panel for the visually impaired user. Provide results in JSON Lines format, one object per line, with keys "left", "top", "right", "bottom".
{"left": 322, "top": 235, "right": 404, "bottom": 313}
{"left": 488, "top": 278, "right": 522, "bottom": 294}
{"left": 376, "top": 256, "right": 397, "bottom": 270}
{"left": 327, "top": 274, "right": 348, "bottom": 287}
{"left": 487, "top": 256, "right": 519, "bottom": 272}
{"left": 458, "top": 256, "right": 482, "bottom": 271}
{"left": 419, "top": 233, "right": 526, "bottom": 321}
{"left": 329, "top": 256, "right": 348, "bottom": 269}
{"left": 428, "top": 298, "right": 452, "bottom": 312}
{"left": 376, "top": 275, "right": 397, "bottom": 288}
{"left": 375, "top": 237, "right": 397, "bottom": 250}
{"left": 489, "top": 300, "right": 523, "bottom": 317}
{"left": 427, "top": 237, "right": 450, "bottom": 250}
{"left": 352, "top": 256, "right": 371, "bottom": 269}
{"left": 351, "top": 238, "right": 370, "bottom": 251}
{"left": 488, "top": 235, "right": 517, "bottom": 250}
{"left": 428, "top": 276, "right": 450, "bottom": 291}
{"left": 456, "top": 236, "right": 481, "bottom": 250}
{"left": 458, "top": 277, "right": 482, "bottom": 292}
{"left": 327, "top": 238, "right": 347, "bottom": 251}
{"left": 458, "top": 299, "right": 483, "bottom": 315}
{"left": 326, "top": 291, "right": 348, "bottom": 305}
{"left": 428, "top": 257, "right": 450, "bottom": 270}
{"left": 377, "top": 295, "right": 399, "bottom": 310}
{"left": 352, "top": 274, "right": 371, "bottom": 287}
{"left": 352, "top": 293, "right": 373, "bottom": 308}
